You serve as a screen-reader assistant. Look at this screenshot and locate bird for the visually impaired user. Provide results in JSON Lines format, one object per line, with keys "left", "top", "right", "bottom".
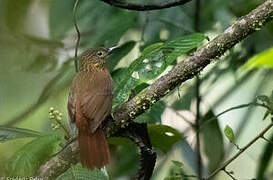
{"left": 67, "top": 47, "right": 116, "bottom": 170}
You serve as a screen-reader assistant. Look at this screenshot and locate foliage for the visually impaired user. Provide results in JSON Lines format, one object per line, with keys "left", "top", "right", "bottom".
{"left": 148, "top": 124, "right": 184, "bottom": 153}
{"left": 112, "top": 33, "right": 205, "bottom": 108}
{"left": 56, "top": 163, "right": 108, "bottom": 180}
{"left": 242, "top": 47, "right": 273, "bottom": 71}
{"left": 5, "top": 133, "right": 63, "bottom": 176}
{"left": 164, "top": 160, "right": 189, "bottom": 180}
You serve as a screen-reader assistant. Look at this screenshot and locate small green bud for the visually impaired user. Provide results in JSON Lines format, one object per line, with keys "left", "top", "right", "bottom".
{"left": 56, "top": 116, "right": 62, "bottom": 121}
{"left": 53, "top": 110, "right": 59, "bottom": 115}
{"left": 51, "top": 123, "right": 55, "bottom": 128}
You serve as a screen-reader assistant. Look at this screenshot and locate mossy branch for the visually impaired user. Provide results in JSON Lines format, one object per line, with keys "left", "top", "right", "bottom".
{"left": 38, "top": 0, "right": 273, "bottom": 178}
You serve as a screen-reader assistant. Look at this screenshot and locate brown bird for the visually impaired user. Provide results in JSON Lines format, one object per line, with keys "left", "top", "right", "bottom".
{"left": 68, "top": 47, "right": 115, "bottom": 170}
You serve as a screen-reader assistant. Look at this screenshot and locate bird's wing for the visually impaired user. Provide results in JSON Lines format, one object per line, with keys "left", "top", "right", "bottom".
{"left": 79, "top": 70, "right": 113, "bottom": 133}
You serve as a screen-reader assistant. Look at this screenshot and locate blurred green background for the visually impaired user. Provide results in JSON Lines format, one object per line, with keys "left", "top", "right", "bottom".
{"left": 0, "top": 0, "right": 273, "bottom": 179}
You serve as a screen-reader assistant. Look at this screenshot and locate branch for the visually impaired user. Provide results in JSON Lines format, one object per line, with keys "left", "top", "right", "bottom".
{"left": 223, "top": 169, "right": 237, "bottom": 180}
{"left": 38, "top": 0, "right": 273, "bottom": 178}
{"left": 100, "top": 0, "right": 193, "bottom": 11}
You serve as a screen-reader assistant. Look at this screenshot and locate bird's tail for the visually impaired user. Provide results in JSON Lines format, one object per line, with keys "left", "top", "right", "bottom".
{"left": 78, "top": 126, "right": 110, "bottom": 170}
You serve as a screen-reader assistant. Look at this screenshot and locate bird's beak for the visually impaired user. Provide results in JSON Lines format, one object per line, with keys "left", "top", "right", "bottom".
{"left": 107, "top": 46, "right": 119, "bottom": 54}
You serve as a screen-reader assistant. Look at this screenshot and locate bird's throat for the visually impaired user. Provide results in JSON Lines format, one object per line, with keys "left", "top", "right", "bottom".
{"left": 81, "top": 61, "right": 105, "bottom": 72}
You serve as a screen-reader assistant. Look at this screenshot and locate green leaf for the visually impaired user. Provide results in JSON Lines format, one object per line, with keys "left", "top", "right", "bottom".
{"left": 5, "top": 133, "right": 63, "bottom": 176}
{"left": 0, "top": 126, "right": 42, "bottom": 143}
{"left": 107, "top": 137, "right": 131, "bottom": 146}
{"left": 133, "top": 83, "right": 150, "bottom": 94}
{"left": 148, "top": 124, "right": 184, "bottom": 153}
{"left": 163, "top": 34, "right": 206, "bottom": 65}
{"left": 201, "top": 110, "right": 224, "bottom": 172}
{"left": 110, "top": 142, "right": 139, "bottom": 178}
{"left": 242, "top": 47, "right": 273, "bottom": 71}
{"left": 57, "top": 163, "right": 108, "bottom": 180}
{"left": 224, "top": 125, "right": 235, "bottom": 143}
{"left": 113, "top": 33, "right": 205, "bottom": 108}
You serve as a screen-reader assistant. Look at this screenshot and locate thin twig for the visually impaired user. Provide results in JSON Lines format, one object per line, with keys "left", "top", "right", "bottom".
{"left": 73, "top": 0, "right": 80, "bottom": 72}
{"left": 100, "top": 0, "right": 193, "bottom": 11}
{"left": 232, "top": 143, "right": 241, "bottom": 151}
{"left": 54, "top": 118, "right": 70, "bottom": 138}
{"left": 214, "top": 103, "right": 269, "bottom": 118}
{"left": 200, "top": 102, "right": 269, "bottom": 130}
{"left": 205, "top": 120, "right": 273, "bottom": 180}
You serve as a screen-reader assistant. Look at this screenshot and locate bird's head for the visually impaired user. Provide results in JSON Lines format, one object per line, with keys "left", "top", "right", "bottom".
{"left": 79, "top": 47, "right": 117, "bottom": 72}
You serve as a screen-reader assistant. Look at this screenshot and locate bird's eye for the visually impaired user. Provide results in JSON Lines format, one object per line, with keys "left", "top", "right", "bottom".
{"left": 96, "top": 51, "right": 104, "bottom": 57}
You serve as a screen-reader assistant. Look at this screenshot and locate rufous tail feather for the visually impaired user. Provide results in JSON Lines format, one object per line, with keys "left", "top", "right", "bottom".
{"left": 78, "top": 126, "right": 110, "bottom": 170}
